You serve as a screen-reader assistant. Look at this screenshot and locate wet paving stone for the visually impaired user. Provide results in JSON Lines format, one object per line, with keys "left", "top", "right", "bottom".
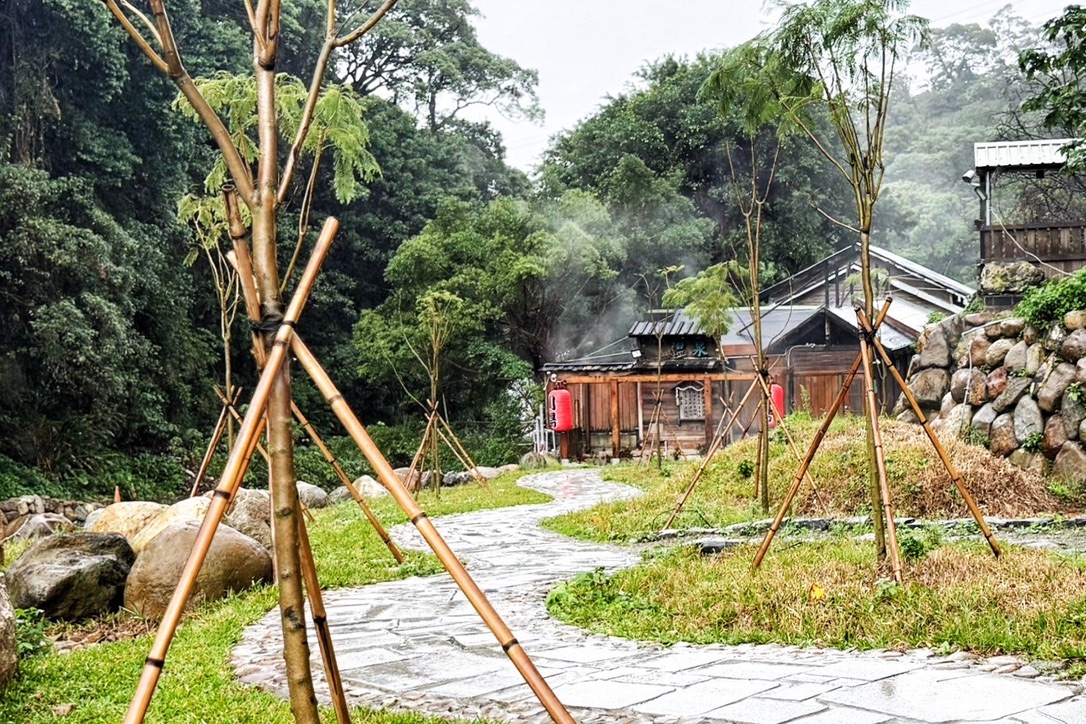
{"left": 233, "top": 469, "right": 1086, "bottom": 723}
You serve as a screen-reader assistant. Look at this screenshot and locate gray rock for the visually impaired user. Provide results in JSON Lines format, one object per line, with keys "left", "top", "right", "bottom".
{"left": 1067, "top": 310, "right": 1086, "bottom": 331}
{"left": 909, "top": 369, "right": 950, "bottom": 410}
{"left": 940, "top": 404, "right": 973, "bottom": 441}
{"left": 991, "top": 377, "right": 1031, "bottom": 413}
{"left": 5, "top": 513, "right": 74, "bottom": 542}
{"left": 984, "top": 322, "right": 1004, "bottom": 341}
{"left": 328, "top": 486, "right": 356, "bottom": 504}
{"left": 694, "top": 539, "right": 742, "bottom": 555}
{"left": 1063, "top": 387, "right": 1086, "bottom": 439}
{"left": 1046, "top": 322, "right": 1068, "bottom": 352}
{"left": 1039, "top": 362, "right": 1077, "bottom": 413}
{"left": 1003, "top": 341, "right": 1029, "bottom": 372}
{"left": 989, "top": 414, "right": 1018, "bottom": 457}
{"left": 986, "top": 338, "right": 1016, "bottom": 368}
{"left": 950, "top": 368, "right": 988, "bottom": 406}
{"left": 124, "top": 521, "right": 271, "bottom": 620}
{"left": 965, "top": 311, "right": 997, "bottom": 327}
{"left": 353, "top": 475, "right": 388, "bottom": 498}
{"left": 83, "top": 508, "right": 105, "bottom": 531}
{"left": 940, "top": 392, "right": 956, "bottom": 417}
{"left": 1044, "top": 414, "right": 1069, "bottom": 459}
{"left": 971, "top": 403, "right": 998, "bottom": 438}
{"left": 1014, "top": 396, "right": 1045, "bottom": 442}
{"left": 1026, "top": 343, "right": 1046, "bottom": 374}
{"left": 979, "top": 261, "right": 1045, "bottom": 294}
{"left": 442, "top": 471, "right": 474, "bottom": 487}
{"left": 969, "top": 336, "right": 992, "bottom": 368}
{"left": 1077, "top": 358, "right": 1086, "bottom": 384}
{"left": 1054, "top": 442, "right": 1086, "bottom": 485}
{"left": 393, "top": 467, "right": 422, "bottom": 493}
{"left": 1000, "top": 316, "right": 1027, "bottom": 338}
{"left": 896, "top": 406, "right": 920, "bottom": 424}
{"left": 1062, "top": 329, "right": 1086, "bottom": 363}
{"left": 0, "top": 582, "right": 15, "bottom": 686}
{"left": 296, "top": 481, "right": 330, "bottom": 510}
{"left": 1009, "top": 448, "right": 1047, "bottom": 475}
{"left": 224, "top": 488, "right": 272, "bottom": 550}
{"left": 1024, "top": 325, "right": 1042, "bottom": 345}
{"left": 520, "top": 452, "right": 550, "bottom": 469}
{"left": 6, "top": 533, "right": 134, "bottom": 621}
{"left": 918, "top": 328, "right": 951, "bottom": 369}
{"left": 939, "top": 314, "right": 966, "bottom": 349}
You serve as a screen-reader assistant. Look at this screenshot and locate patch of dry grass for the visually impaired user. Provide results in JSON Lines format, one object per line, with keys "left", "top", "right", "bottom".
{"left": 547, "top": 541, "right": 1086, "bottom": 663}
{"left": 549, "top": 413, "right": 1078, "bottom": 542}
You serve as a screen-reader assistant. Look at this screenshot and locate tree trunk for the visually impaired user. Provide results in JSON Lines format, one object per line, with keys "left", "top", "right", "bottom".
{"left": 860, "top": 222, "right": 886, "bottom": 560}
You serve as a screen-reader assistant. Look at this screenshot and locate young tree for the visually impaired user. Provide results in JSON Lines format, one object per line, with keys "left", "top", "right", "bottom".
{"left": 754, "top": 0, "right": 927, "bottom": 556}
{"left": 96, "top": 0, "right": 400, "bottom": 719}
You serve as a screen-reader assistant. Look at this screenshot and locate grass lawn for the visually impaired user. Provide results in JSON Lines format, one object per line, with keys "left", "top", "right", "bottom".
{"left": 546, "top": 539, "right": 1086, "bottom": 672}
{"left": 0, "top": 471, "right": 550, "bottom": 723}
{"left": 544, "top": 413, "right": 1077, "bottom": 543}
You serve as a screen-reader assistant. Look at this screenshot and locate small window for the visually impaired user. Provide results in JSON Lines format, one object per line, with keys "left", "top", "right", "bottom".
{"left": 675, "top": 383, "right": 705, "bottom": 421}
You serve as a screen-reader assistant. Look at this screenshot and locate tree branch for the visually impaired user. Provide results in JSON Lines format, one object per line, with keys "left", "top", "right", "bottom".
{"left": 102, "top": 0, "right": 168, "bottom": 73}
{"left": 336, "top": 0, "right": 399, "bottom": 47}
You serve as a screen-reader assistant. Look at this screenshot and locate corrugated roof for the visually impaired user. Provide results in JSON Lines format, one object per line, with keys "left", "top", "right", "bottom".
{"left": 974, "top": 139, "right": 1075, "bottom": 170}
{"left": 824, "top": 306, "right": 914, "bottom": 351}
{"left": 628, "top": 310, "right": 707, "bottom": 338}
{"left": 721, "top": 307, "right": 821, "bottom": 350}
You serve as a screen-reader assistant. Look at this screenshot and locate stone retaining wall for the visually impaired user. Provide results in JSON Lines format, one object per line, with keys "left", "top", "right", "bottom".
{"left": 0, "top": 495, "right": 102, "bottom": 528}
{"left": 898, "top": 309, "right": 1086, "bottom": 482}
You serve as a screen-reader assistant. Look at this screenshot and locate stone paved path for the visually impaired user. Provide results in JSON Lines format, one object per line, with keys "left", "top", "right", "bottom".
{"left": 234, "top": 470, "right": 1086, "bottom": 723}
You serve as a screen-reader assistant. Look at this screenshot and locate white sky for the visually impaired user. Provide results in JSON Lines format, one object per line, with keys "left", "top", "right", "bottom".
{"left": 469, "top": 0, "right": 1071, "bottom": 172}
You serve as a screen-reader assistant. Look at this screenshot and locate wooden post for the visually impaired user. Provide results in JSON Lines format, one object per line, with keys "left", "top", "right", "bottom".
{"left": 610, "top": 379, "right": 621, "bottom": 457}
{"left": 703, "top": 376, "right": 714, "bottom": 447}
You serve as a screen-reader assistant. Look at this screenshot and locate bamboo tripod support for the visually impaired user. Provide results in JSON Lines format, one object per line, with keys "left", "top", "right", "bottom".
{"left": 638, "top": 398, "right": 686, "bottom": 465}
{"left": 124, "top": 218, "right": 338, "bottom": 724}
{"left": 751, "top": 298, "right": 1001, "bottom": 579}
{"left": 406, "top": 404, "right": 493, "bottom": 495}
{"left": 188, "top": 392, "right": 235, "bottom": 498}
{"left": 290, "top": 336, "right": 575, "bottom": 724}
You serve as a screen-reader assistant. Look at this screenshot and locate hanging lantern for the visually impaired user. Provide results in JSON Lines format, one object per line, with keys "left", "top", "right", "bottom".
{"left": 548, "top": 388, "right": 573, "bottom": 432}
{"left": 769, "top": 383, "right": 785, "bottom": 427}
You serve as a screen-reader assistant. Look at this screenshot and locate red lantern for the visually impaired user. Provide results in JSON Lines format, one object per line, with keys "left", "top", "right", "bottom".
{"left": 769, "top": 383, "right": 785, "bottom": 427}
{"left": 548, "top": 388, "right": 573, "bottom": 432}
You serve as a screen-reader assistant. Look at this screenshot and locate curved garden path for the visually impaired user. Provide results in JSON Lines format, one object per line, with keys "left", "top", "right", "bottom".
{"left": 234, "top": 470, "right": 1086, "bottom": 723}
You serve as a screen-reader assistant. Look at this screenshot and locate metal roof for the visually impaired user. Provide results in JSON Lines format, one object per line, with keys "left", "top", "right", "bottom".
{"left": 720, "top": 307, "right": 821, "bottom": 350}
{"left": 974, "top": 139, "right": 1075, "bottom": 170}
{"left": 628, "top": 310, "right": 708, "bottom": 338}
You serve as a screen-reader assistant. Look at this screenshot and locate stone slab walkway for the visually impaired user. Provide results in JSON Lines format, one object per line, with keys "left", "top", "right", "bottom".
{"left": 233, "top": 470, "right": 1086, "bottom": 723}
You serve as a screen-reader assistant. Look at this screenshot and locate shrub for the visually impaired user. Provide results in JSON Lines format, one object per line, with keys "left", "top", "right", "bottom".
{"left": 1016, "top": 269, "right": 1086, "bottom": 328}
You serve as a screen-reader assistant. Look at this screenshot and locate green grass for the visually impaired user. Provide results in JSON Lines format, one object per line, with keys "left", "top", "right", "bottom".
{"left": 546, "top": 540, "right": 1086, "bottom": 670}
{"left": 0, "top": 471, "right": 547, "bottom": 723}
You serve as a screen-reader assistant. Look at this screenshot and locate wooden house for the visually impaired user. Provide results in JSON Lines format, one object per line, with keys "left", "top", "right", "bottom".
{"left": 541, "top": 243, "right": 974, "bottom": 459}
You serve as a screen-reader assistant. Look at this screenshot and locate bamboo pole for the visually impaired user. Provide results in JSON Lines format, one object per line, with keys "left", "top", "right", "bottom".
{"left": 751, "top": 371, "right": 828, "bottom": 513}
{"left": 123, "top": 219, "right": 335, "bottom": 724}
{"left": 433, "top": 414, "right": 493, "bottom": 493}
{"left": 297, "top": 510, "right": 351, "bottom": 724}
{"left": 752, "top": 299, "right": 893, "bottom": 571}
{"left": 857, "top": 311, "right": 904, "bottom": 583}
{"left": 189, "top": 400, "right": 231, "bottom": 497}
{"left": 663, "top": 379, "right": 759, "bottom": 529}
{"left": 857, "top": 306, "right": 1001, "bottom": 558}
{"left": 292, "top": 401, "right": 405, "bottom": 563}
{"left": 291, "top": 336, "right": 574, "bottom": 724}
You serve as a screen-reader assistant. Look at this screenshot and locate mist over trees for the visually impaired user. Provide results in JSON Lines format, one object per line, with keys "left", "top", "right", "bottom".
{"left": 0, "top": 0, "right": 1070, "bottom": 493}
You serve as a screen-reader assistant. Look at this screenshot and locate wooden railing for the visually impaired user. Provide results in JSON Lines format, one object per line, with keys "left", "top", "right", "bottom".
{"left": 981, "top": 223, "right": 1086, "bottom": 278}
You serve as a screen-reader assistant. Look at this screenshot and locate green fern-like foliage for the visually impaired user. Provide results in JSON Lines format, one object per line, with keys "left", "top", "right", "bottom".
{"left": 1015, "top": 269, "right": 1086, "bottom": 329}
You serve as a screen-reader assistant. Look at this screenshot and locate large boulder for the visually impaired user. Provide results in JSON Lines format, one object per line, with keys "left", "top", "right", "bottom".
{"left": 87, "top": 501, "right": 167, "bottom": 541}
{"left": 469, "top": 466, "right": 503, "bottom": 480}
{"left": 1044, "top": 414, "right": 1069, "bottom": 459}
{"left": 989, "top": 413, "right": 1018, "bottom": 457}
{"left": 917, "top": 328, "right": 951, "bottom": 369}
{"left": 131, "top": 497, "right": 210, "bottom": 554}
{"left": 520, "top": 451, "right": 550, "bottom": 469}
{"left": 223, "top": 489, "right": 272, "bottom": 550}
{"left": 979, "top": 261, "right": 1044, "bottom": 294}
{"left": 1063, "top": 329, "right": 1086, "bottom": 363}
{"left": 1047, "top": 322, "right": 1068, "bottom": 352}
{"left": 296, "top": 481, "right": 330, "bottom": 510}
{"left": 1054, "top": 442, "right": 1086, "bottom": 486}
{"left": 1003, "top": 341, "right": 1029, "bottom": 373}
{"left": 1039, "top": 363, "right": 1078, "bottom": 414}
{"left": 991, "top": 377, "right": 1031, "bottom": 414}
{"left": 0, "top": 582, "right": 15, "bottom": 686}
{"left": 4, "top": 513, "right": 74, "bottom": 542}
{"left": 1014, "top": 396, "right": 1045, "bottom": 443}
{"left": 909, "top": 369, "right": 950, "bottom": 411}
{"left": 6, "top": 534, "right": 134, "bottom": 621}
{"left": 1008, "top": 449, "right": 1046, "bottom": 475}
{"left": 986, "top": 338, "right": 1016, "bottom": 368}
{"left": 950, "top": 368, "right": 988, "bottom": 407}
{"left": 1064, "top": 388, "right": 1086, "bottom": 439}
{"left": 987, "top": 367, "right": 1009, "bottom": 399}
{"left": 969, "top": 336, "right": 992, "bottom": 368}
{"left": 1067, "top": 311, "right": 1086, "bottom": 331}
{"left": 443, "top": 471, "right": 474, "bottom": 487}
{"left": 352, "top": 475, "right": 388, "bottom": 499}
{"left": 1025, "top": 343, "right": 1046, "bottom": 375}
{"left": 328, "top": 486, "right": 355, "bottom": 505}
{"left": 393, "top": 467, "right": 421, "bottom": 493}
{"left": 939, "top": 404, "right": 973, "bottom": 441}
{"left": 971, "top": 403, "right": 998, "bottom": 439}
{"left": 1000, "top": 316, "right": 1026, "bottom": 338}
{"left": 124, "top": 521, "right": 271, "bottom": 620}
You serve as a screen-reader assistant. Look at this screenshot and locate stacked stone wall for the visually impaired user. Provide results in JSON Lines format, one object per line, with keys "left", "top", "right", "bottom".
{"left": 899, "top": 310, "right": 1086, "bottom": 482}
